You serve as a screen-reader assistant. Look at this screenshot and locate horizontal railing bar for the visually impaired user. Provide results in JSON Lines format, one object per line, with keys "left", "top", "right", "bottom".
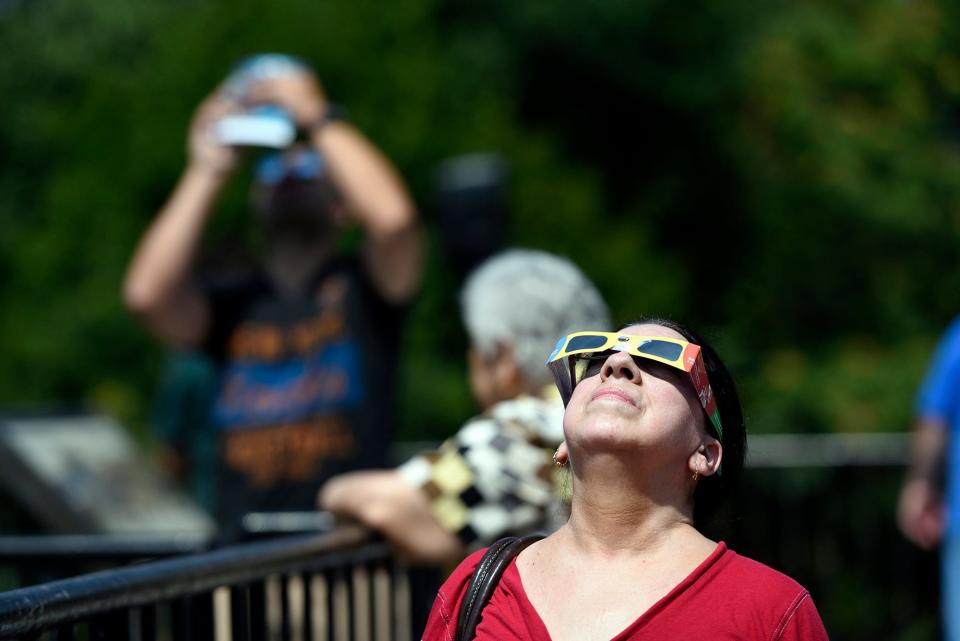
{"left": 0, "top": 533, "right": 211, "bottom": 561}
{"left": 242, "top": 511, "right": 335, "bottom": 535}
{"left": 0, "top": 525, "right": 382, "bottom": 638}
{"left": 746, "top": 432, "right": 911, "bottom": 468}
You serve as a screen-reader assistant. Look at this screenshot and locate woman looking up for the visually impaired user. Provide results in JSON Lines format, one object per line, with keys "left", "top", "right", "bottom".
{"left": 423, "top": 319, "right": 829, "bottom": 640}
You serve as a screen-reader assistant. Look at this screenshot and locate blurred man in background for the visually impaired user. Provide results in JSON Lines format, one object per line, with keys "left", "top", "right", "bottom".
{"left": 320, "top": 249, "right": 610, "bottom": 563}
{"left": 124, "top": 55, "right": 422, "bottom": 541}
{"left": 899, "top": 318, "right": 960, "bottom": 640}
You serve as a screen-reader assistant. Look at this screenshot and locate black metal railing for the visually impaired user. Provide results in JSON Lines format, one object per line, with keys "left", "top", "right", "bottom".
{"left": 0, "top": 434, "right": 942, "bottom": 640}
{"left": 0, "top": 525, "right": 440, "bottom": 641}
{"left": 0, "top": 533, "right": 212, "bottom": 590}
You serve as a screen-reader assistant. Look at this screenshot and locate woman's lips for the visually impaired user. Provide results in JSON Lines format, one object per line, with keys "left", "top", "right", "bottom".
{"left": 591, "top": 387, "right": 637, "bottom": 407}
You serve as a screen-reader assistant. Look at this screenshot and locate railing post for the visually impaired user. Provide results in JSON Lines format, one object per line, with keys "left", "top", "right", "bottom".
{"left": 352, "top": 563, "right": 372, "bottom": 641}
{"left": 265, "top": 575, "right": 283, "bottom": 641}
{"left": 286, "top": 573, "right": 306, "bottom": 641}
{"left": 373, "top": 562, "right": 391, "bottom": 641}
{"left": 309, "top": 571, "right": 329, "bottom": 641}
{"left": 393, "top": 566, "right": 411, "bottom": 641}
{"left": 332, "top": 568, "right": 350, "bottom": 641}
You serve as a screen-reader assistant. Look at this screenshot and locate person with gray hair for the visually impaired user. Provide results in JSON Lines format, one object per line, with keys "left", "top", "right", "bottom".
{"left": 319, "top": 249, "right": 610, "bottom": 563}
{"left": 462, "top": 249, "right": 610, "bottom": 398}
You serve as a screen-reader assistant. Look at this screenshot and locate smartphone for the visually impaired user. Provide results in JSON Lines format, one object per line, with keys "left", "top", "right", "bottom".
{"left": 215, "top": 106, "right": 296, "bottom": 149}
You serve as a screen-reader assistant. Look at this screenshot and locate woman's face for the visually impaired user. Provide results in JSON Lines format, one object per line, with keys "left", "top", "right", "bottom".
{"left": 562, "top": 323, "right": 708, "bottom": 460}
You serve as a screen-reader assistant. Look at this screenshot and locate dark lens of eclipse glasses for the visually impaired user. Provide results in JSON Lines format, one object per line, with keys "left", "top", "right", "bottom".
{"left": 566, "top": 334, "right": 610, "bottom": 352}
{"left": 636, "top": 340, "right": 683, "bottom": 362}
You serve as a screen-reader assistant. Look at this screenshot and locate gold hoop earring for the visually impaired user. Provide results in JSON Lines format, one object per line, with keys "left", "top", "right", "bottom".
{"left": 692, "top": 470, "right": 700, "bottom": 482}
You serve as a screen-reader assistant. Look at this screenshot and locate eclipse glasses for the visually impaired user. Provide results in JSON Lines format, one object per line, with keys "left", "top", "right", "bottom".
{"left": 255, "top": 148, "right": 326, "bottom": 185}
{"left": 547, "top": 331, "right": 723, "bottom": 442}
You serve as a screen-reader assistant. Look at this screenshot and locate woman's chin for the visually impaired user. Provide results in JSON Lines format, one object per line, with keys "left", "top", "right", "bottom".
{"left": 571, "top": 421, "right": 648, "bottom": 451}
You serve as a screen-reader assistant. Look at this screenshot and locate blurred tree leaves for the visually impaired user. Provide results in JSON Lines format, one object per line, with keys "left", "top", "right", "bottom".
{"left": 0, "top": 0, "right": 958, "bottom": 445}
{"left": 731, "top": 1, "right": 960, "bottom": 348}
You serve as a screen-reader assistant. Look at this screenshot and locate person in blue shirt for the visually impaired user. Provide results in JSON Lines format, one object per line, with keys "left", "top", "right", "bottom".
{"left": 899, "top": 317, "right": 960, "bottom": 639}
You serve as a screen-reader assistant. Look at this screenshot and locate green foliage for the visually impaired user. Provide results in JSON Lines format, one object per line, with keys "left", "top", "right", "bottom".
{"left": 0, "top": 0, "right": 957, "bottom": 435}
{"left": 730, "top": 1, "right": 960, "bottom": 346}
{"left": 1, "top": 0, "right": 957, "bottom": 443}
{"left": 743, "top": 335, "right": 934, "bottom": 435}
{"left": 0, "top": 0, "right": 958, "bottom": 632}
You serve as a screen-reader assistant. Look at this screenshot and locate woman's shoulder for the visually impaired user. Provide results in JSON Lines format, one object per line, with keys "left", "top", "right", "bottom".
{"left": 717, "top": 545, "right": 807, "bottom": 593}
{"left": 439, "top": 547, "right": 489, "bottom": 606}
{"left": 706, "top": 545, "right": 828, "bottom": 639}
{"left": 421, "top": 548, "right": 488, "bottom": 640}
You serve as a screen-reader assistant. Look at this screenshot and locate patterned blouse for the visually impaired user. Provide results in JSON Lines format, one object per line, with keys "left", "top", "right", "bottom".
{"left": 397, "top": 388, "right": 567, "bottom": 546}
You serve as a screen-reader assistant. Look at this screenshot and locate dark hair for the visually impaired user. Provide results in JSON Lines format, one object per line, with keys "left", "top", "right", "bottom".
{"left": 621, "top": 318, "right": 746, "bottom": 532}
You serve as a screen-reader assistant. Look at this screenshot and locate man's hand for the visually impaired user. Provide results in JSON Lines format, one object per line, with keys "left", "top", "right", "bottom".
{"left": 187, "top": 92, "right": 242, "bottom": 178}
{"left": 245, "top": 71, "right": 328, "bottom": 131}
{"left": 898, "top": 418, "right": 949, "bottom": 551}
{"left": 123, "top": 89, "right": 235, "bottom": 347}
{"left": 897, "top": 477, "right": 945, "bottom": 550}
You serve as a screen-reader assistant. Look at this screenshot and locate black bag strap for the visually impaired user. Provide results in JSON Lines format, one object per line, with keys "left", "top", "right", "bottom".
{"left": 454, "top": 533, "right": 544, "bottom": 641}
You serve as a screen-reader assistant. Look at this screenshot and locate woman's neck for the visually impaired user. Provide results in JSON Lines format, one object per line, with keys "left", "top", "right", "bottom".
{"left": 563, "top": 451, "right": 696, "bottom": 555}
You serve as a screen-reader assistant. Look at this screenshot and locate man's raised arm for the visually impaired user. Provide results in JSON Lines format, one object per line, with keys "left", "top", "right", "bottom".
{"left": 246, "top": 72, "right": 423, "bottom": 304}
{"left": 123, "top": 93, "right": 240, "bottom": 346}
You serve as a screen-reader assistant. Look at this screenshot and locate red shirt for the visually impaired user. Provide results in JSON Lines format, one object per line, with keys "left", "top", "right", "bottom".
{"left": 422, "top": 542, "right": 829, "bottom": 641}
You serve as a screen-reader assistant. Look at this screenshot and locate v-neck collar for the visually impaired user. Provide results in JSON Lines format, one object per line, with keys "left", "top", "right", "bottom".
{"left": 504, "top": 541, "right": 729, "bottom": 641}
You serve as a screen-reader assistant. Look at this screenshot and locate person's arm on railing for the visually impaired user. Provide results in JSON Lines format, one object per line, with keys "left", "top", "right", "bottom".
{"left": 319, "top": 471, "right": 465, "bottom": 564}
{"left": 898, "top": 418, "right": 948, "bottom": 550}
{"left": 245, "top": 71, "right": 423, "bottom": 304}
{"left": 123, "top": 92, "right": 240, "bottom": 346}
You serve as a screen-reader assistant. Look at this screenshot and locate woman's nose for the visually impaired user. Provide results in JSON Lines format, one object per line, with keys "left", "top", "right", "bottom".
{"left": 601, "top": 350, "right": 642, "bottom": 382}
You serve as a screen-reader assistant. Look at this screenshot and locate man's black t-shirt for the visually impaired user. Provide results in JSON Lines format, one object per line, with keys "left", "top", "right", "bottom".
{"left": 203, "top": 256, "right": 402, "bottom": 540}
